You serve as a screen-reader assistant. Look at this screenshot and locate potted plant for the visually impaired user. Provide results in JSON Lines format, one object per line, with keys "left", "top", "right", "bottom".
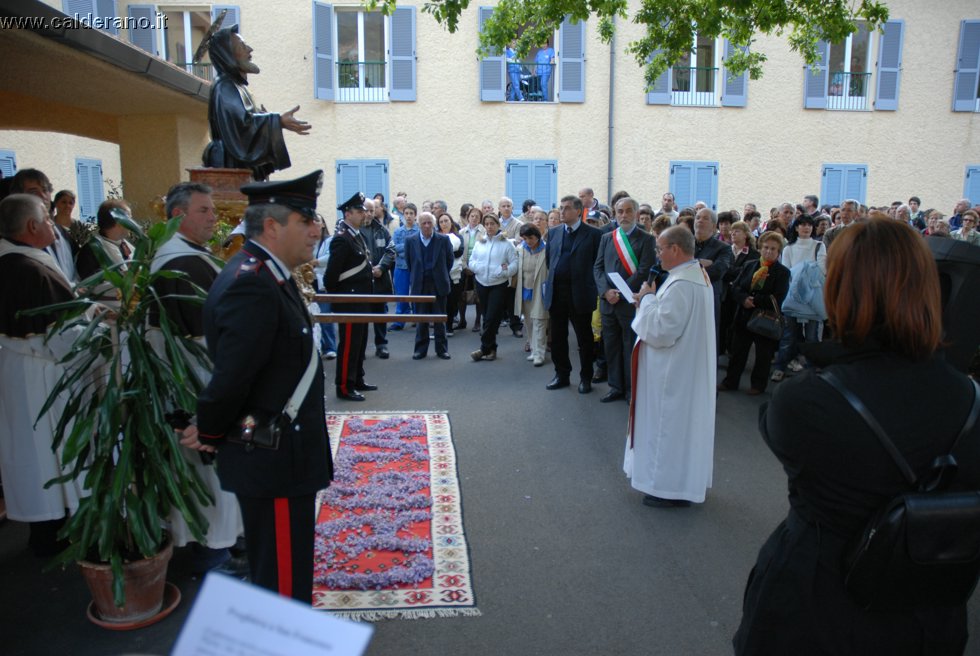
{"left": 29, "top": 213, "right": 215, "bottom": 627}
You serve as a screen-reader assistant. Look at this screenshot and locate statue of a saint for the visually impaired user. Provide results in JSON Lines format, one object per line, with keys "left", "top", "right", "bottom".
{"left": 202, "top": 25, "right": 310, "bottom": 181}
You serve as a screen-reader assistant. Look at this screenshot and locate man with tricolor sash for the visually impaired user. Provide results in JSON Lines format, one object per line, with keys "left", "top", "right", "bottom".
{"left": 593, "top": 197, "right": 655, "bottom": 403}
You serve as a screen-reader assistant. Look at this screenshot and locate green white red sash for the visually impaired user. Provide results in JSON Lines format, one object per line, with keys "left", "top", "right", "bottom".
{"left": 613, "top": 227, "right": 638, "bottom": 276}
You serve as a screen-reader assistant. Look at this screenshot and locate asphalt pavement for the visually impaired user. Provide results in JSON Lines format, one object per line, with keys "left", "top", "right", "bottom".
{"left": 1, "top": 314, "right": 978, "bottom": 655}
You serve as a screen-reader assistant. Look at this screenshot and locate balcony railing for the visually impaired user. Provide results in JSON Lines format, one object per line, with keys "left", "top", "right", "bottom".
{"left": 671, "top": 66, "right": 717, "bottom": 106}
{"left": 175, "top": 62, "right": 213, "bottom": 82}
{"left": 505, "top": 62, "right": 555, "bottom": 102}
{"left": 337, "top": 61, "right": 387, "bottom": 103}
{"left": 827, "top": 71, "right": 871, "bottom": 110}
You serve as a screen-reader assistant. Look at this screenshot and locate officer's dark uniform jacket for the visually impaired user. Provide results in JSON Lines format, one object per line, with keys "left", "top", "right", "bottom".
{"left": 324, "top": 222, "right": 374, "bottom": 304}
{"left": 197, "top": 240, "right": 332, "bottom": 497}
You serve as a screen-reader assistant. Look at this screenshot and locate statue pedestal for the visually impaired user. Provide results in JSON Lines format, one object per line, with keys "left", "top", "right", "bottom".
{"left": 187, "top": 167, "right": 251, "bottom": 226}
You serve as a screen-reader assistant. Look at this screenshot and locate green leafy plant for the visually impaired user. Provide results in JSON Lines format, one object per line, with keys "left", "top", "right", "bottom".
{"left": 27, "top": 213, "right": 215, "bottom": 607}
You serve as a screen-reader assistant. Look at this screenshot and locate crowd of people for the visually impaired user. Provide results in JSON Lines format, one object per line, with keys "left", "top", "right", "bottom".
{"left": 2, "top": 167, "right": 979, "bottom": 649}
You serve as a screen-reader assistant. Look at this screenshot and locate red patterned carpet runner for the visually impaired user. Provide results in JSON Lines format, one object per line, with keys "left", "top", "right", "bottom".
{"left": 313, "top": 412, "right": 479, "bottom": 620}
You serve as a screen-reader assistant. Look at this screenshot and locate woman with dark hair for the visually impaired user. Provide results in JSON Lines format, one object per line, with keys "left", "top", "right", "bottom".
{"left": 717, "top": 231, "right": 789, "bottom": 395}
{"left": 75, "top": 198, "right": 134, "bottom": 280}
{"left": 719, "top": 221, "right": 758, "bottom": 356}
{"left": 734, "top": 219, "right": 980, "bottom": 655}
{"left": 467, "top": 213, "right": 517, "bottom": 361}
{"left": 458, "top": 205, "right": 486, "bottom": 332}
{"left": 52, "top": 190, "right": 77, "bottom": 230}
{"left": 439, "top": 213, "right": 464, "bottom": 334}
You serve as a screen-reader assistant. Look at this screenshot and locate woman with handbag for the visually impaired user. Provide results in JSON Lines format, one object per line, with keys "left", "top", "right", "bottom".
{"left": 717, "top": 231, "right": 789, "bottom": 395}
{"left": 734, "top": 219, "right": 980, "bottom": 655}
{"left": 458, "top": 206, "right": 487, "bottom": 332}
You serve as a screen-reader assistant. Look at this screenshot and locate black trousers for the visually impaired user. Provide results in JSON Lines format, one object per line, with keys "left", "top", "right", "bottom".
{"left": 446, "top": 280, "right": 462, "bottom": 327}
{"left": 476, "top": 281, "right": 508, "bottom": 354}
{"left": 237, "top": 493, "right": 316, "bottom": 604}
{"left": 724, "top": 325, "right": 778, "bottom": 392}
{"left": 600, "top": 307, "right": 636, "bottom": 395}
{"left": 549, "top": 282, "right": 594, "bottom": 383}
{"left": 371, "top": 302, "right": 388, "bottom": 347}
{"left": 413, "top": 276, "right": 448, "bottom": 356}
{"left": 503, "top": 286, "right": 523, "bottom": 331}
{"left": 336, "top": 321, "right": 367, "bottom": 394}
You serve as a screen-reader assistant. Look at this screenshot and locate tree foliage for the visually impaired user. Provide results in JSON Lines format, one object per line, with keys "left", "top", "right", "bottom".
{"left": 372, "top": 0, "right": 889, "bottom": 87}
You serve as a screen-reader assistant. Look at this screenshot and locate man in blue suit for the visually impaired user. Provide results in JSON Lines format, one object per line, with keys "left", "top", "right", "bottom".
{"left": 544, "top": 195, "right": 603, "bottom": 393}
{"left": 405, "top": 212, "right": 454, "bottom": 359}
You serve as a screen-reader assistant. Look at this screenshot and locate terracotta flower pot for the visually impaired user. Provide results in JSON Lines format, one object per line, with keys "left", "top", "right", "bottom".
{"left": 78, "top": 539, "right": 174, "bottom": 627}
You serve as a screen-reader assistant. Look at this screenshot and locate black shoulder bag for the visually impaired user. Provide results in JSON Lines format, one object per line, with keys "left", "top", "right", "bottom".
{"left": 819, "top": 370, "right": 980, "bottom": 611}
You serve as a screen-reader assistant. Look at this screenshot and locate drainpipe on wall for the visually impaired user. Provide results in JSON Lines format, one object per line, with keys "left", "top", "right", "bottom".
{"left": 606, "top": 16, "right": 616, "bottom": 204}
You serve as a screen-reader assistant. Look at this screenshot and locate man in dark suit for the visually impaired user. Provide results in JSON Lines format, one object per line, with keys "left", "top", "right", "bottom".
{"left": 544, "top": 194, "right": 602, "bottom": 394}
{"left": 693, "top": 207, "right": 733, "bottom": 344}
{"left": 325, "top": 192, "right": 377, "bottom": 401}
{"left": 183, "top": 170, "right": 333, "bottom": 604}
{"left": 593, "top": 197, "right": 656, "bottom": 403}
{"left": 405, "top": 212, "right": 453, "bottom": 359}
{"left": 360, "top": 197, "right": 396, "bottom": 359}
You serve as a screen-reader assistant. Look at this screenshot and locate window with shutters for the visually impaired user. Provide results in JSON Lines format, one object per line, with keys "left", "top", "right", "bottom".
{"left": 313, "top": 4, "right": 415, "bottom": 103}
{"left": 479, "top": 10, "right": 584, "bottom": 104}
{"left": 335, "top": 160, "right": 389, "bottom": 219}
{"left": 953, "top": 20, "right": 980, "bottom": 113}
{"left": 62, "top": 0, "right": 120, "bottom": 36}
{"left": 820, "top": 164, "right": 868, "bottom": 207}
{"left": 0, "top": 150, "right": 16, "bottom": 180}
{"left": 669, "top": 161, "right": 718, "bottom": 211}
{"left": 965, "top": 166, "right": 980, "bottom": 206}
{"left": 646, "top": 36, "right": 747, "bottom": 107}
{"left": 75, "top": 158, "right": 106, "bottom": 223}
{"left": 505, "top": 160, "right": 557, "bottom": 210}
{"left": 804, "top": 20, "right": 904, "bottom": 111}
{"left": 158, "top": 6, "right": 238, "bottom": 81}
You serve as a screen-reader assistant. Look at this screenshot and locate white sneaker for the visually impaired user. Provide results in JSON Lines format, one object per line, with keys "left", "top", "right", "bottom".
{"left": 788, "top": 359, "right": 804, "bottom": 373}
{"left": 771, "top": 370, "right": 785, "bottom": 382}
{"left": 527, "top": 354, "right": 535, "bottom": 361}
{"left": 324, "top": 351, "right": 337, "bottom": 360}
{"left": 532, "top": 356, "right": 544, "bottom": 367}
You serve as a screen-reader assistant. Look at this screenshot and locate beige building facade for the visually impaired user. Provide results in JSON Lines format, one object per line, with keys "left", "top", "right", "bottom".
{"left": 4, "top": 0, "right": 979, "bottom": 219}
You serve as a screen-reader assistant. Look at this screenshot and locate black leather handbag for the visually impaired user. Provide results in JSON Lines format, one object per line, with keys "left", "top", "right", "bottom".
{"left": 819, "top": 370, "right": 980, "bottom": 611}
{"left": 745, "top": 295, "right": 784, "bottom": 341}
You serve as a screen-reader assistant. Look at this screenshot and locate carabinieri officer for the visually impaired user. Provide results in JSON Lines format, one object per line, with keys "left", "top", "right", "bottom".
{"left": 325, "top": 192, "right": 377, "bottom": 401}
{"left": 180, "top": 170, "right": 333, "bottom": 604}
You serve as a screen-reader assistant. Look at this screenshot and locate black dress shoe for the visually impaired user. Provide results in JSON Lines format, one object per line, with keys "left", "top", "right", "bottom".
{"left": 355, "top": 382, "right": 378, "bottom": 391}
{"left": 546, "top": 376, "right": 570, "bottom": 390}
{"left": 642, "top": 495, "right": 692, "bottom": 508}
{"left": 600, "top": 389, "right": 624, "bottom": 403}
{"left": 592, "top": 369, "right": 608, "bottom": 383}
{"left": 437, "top": 352, "right": 451, "bottom": 360}
{"left": 337, "top": 390, "right": 366, "bottom": 401}
{"left": 578, "top": 381, "right": 592, "bottom": 394}
{"left": 412, "top": 353, "right": 426, "bottom": 360}
{"left": 376, "top": 347, "right": 389, "bottom": 359}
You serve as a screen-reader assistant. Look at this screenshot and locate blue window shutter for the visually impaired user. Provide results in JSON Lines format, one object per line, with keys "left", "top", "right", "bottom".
{"left": 64, "top": 1, "right": 118, "bottom": 35}
{"left": 211, "top": 5, "right": 240, "bottom": 32}
{"left": 822, "top": 163, "right": 867, "bottom": 206}
{"left": 75, "top": 158, "right": 105, "bottom": 222}
{"left": 389, "top": 7, "right": 416, "bottom": 102}
{"left": 803, "top": 40, "right": 829, "bottom": 109}
{"left": 965, "top": 166, "right": 980, "bottom": 206}
{"left": 694, "top": 163, "right": 719, "bottom": 211}
{"left": 479, "top": 7, "right": 505, "bottom": 102}
{"left": 821, "top": 165, "right": 844, "bottom": 207}
{"left": 531, "top": 161, "right": 557, "bottom": 209}
{"left": 874, "top": 20, "right": 904, "bottom": 111}
{"left": 721, "top": 40, "right": 748, "bottom": 107}
{"left": 127, "top": 5, "right": 159, "bottom": 55}
{"left": 558, "top": 16, "right": 585, "bottom": 103}
{"left": 506, "top": 161, "right": 531, "bottom": 207}
{"left": 336, "top": 160, "right": 390, "bottom": 219}
{"left": 670, "top": 162, "right": 694, "bottom": 209}
{"left": 844, "top": 165, "right": 867, "bottom": 203}
{"left": 953, "top": 20, "right": 980, "bottom": 112}
{"left": 0, "top": 150, "right": 17, "bottom": 179}
{"left": 313, "top": 2, "right": 335, "bottom": 101}
{"left": 645, "top": 50, "right": 671, "bottom": 105}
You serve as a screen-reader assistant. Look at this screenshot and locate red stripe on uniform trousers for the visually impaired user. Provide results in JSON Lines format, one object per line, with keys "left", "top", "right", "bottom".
{"left": 339, "top": 323, "right": 353, "bottom": 394}
{"left": 273, "top": 498, "right": 292, "bottom": 598}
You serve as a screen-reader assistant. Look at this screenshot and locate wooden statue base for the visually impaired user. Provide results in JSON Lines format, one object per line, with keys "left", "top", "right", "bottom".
{"left": 187, "top": 167, "right": 251, "bottom": 227}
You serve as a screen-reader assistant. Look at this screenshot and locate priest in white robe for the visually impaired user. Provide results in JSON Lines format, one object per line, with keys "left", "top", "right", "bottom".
{"left": 624, "top": 226, "right": 716, "bottom": 507}
{"left": 0, "top": 194, "right": 86, "bottom": 555}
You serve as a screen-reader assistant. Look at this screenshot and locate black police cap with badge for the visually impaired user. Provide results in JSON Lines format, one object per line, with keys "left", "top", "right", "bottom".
{"left": 337, "top": 191, "right": 366, "bottom": 214}
{"left": 240, "top": 169, "right": 324, "bottom": 218}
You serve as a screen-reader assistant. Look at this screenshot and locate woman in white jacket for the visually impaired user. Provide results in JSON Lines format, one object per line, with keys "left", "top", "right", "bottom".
{"left": 772, "top": 214, "right": 826, "bottom": 380}
{"left": 468, "top": 213, "right": 518, "bottom": 361}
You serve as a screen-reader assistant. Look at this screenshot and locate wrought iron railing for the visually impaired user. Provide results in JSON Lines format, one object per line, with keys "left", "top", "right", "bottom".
{"left": 827, "top": 71, "right": 871, "bottom": 110}
{"left": 337, "top": 61, "right": 387, "bottom": 102}
{"left": 176, "top": 62, "right": 213, "bottom": 81}
{"left": 505, "top": 62, "right": 555, "bottom": 102}
{"left": 671, "top": 66, "right": 717, "bottom": 106}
